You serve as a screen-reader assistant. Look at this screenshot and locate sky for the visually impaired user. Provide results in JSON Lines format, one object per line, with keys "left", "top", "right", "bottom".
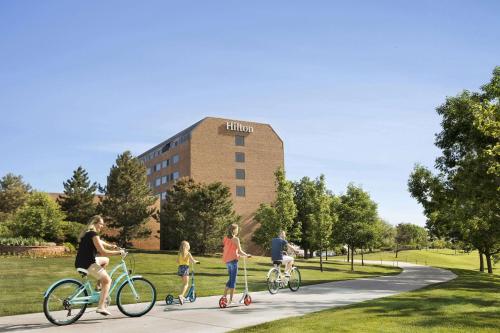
{"left": 1, "top": 1, "right": 499, "bottom": 226}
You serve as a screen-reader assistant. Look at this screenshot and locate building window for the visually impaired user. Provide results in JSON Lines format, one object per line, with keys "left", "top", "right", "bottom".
{"left": 235, "top": 135, "right": 245, "bottom": 146}
{"left": 161, "top": 192, "right": 167, "bottom": 201}
{"left": 172, "top": 171, "right": 180, "bottom": 180}
{"left": 236, "top": 186, "right": 246, "bottom": 197}
{"left": 161, "top": 176, "right": 167, "bottom": 184}
{"left": 155, "top": 163, "right": 161, "bottom": 172}
{"left": 235, "top": 152, "right": 245, "bottom": 163}
{"left": 172, "top": 154, "right": 180, "bottom": 164}
{"left": 155, "top": 177, "right": 161, "bottom": 187}
{"left": 162, "top": 159, "right": 169, "bottom": 168}
{"left": 236, "top": 169, "right": 245, "bottom": 180}
{"left": 146, "top": 167, "right": 152, "bottom": 176}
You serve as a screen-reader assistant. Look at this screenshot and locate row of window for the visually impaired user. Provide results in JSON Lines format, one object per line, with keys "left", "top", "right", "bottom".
{"left": 147, "top": 154, "right": 180, "bottom": 175}
{"left": 151, "top": 171, "right": 180, "bottom": 188}
{"left": 235, "top": 135, "right": 246, "bottom": 197}
{"left": 142, "top": 133, "right": 190, "bottom": 163}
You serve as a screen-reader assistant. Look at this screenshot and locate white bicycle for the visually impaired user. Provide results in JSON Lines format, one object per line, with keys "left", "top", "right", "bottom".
{"left": 266, "top": 255, "right": 301, "bottom": 294}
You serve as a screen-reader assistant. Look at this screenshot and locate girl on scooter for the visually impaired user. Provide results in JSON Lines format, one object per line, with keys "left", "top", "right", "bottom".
{"left": 222, "top": 224, "right": 251, "bottom": 305}
{"left": 177, "top": 240, "right": 199, "bottom": 305}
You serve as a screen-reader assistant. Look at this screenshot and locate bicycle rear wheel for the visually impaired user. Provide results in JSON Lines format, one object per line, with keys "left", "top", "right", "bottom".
{"left": 43, "top": 279, "right": 88, "bottom": 326}
{"left": 288, "top": 267, "right": 301, "bottom": 291}
{"left": 116, "top": 277, "right": 156, "bottom": 317}
{"left": 266, "top": 268, "right": 280, "bottom": 294}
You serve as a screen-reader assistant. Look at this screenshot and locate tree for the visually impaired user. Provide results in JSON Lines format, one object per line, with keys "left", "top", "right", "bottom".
{"left": 8, "top": 192, "right": 65, "bottom": 242}
{"left": 408, "top": 67, "right": 500, "bottom": 273}
{"left": 372, "top": 219, "right": 396, "bottom": 251}
{"left": 57, "top": 166, "right": 98, "bottom": 224}
{"left": 333, "top": 184, "right": 378, "bottom": 271}
{"left": 0, "top": 173, "right": 31, "bottom": 220}
{"left": 99, "top": 151, "right": 158, "bottom": 247}
{"left": 394, "top": 223, "right": 428, "bottom": 257}
{"left": 160, "top": 178, "right": 239, "bottom": 254}
{"left": 252, "top": 168, "right": 298, "bottom": 252}
{"left": 307, "top": 176, "right": 335, "bottom": 271}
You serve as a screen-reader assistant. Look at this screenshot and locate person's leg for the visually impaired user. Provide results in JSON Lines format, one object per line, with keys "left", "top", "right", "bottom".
{"left": 88, "top": 264, "right": 111, "bottom": 315}
{"left": 94, "top": 257, "right": 110, "bottom": 290}
{"left": 229, "top": 260, "right": 238, "bottom": 302}
{"left": 180, "top": 275, "right": 189, "bottom": 297}
{"left": 282, "top": 256, "right": 293, "bottom": 275}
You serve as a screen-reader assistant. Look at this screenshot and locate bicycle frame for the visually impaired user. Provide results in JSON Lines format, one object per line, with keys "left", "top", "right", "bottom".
{"left": 44, "top": 258, "right": 142, "bottom": 306}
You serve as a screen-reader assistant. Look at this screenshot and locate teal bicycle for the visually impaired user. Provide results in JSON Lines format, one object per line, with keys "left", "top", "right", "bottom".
{"left": 43, "top": 250, "right": 156, "bottom": 326}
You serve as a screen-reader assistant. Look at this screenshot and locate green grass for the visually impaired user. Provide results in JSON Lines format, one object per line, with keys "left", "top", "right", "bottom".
{"left": 0, "top": 253, "right": 400, "bottom": 316}
{"left": 235, "top": 250, "right": 500, "bottom": 333}
{"left": 352, "top": 249, "right": 499, "bottom": 273}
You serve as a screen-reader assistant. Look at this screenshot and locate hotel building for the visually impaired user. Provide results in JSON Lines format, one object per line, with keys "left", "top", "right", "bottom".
{"left": 138, "top": 117, "right": 284, "bottom": 251}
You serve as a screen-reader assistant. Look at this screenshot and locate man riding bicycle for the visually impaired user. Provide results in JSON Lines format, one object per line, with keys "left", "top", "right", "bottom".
{"left": 271, "top": 230, "right": 298, "bottom": 276}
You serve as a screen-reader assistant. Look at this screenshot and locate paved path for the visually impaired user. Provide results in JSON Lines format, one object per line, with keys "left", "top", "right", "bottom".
{"left": 0, "top": 261, "right": 456, "bottom": 333}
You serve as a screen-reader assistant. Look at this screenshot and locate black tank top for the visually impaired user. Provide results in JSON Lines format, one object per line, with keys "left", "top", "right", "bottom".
{"left": 74, "top": 231, "right": 98, "bottom": 269}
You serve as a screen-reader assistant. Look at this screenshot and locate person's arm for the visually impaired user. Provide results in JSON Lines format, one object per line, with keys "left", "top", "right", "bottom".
{"left": 188, "top": 252, "right": 199, "bottom": 264}
{"left": 232, "top": 237, "right": 251, "bottom": 257}
{"left": 92, "top": 236, "right": 123, "bottom": 256}
{"left": 100, "top": 239, "right": 118, "bottom": 249}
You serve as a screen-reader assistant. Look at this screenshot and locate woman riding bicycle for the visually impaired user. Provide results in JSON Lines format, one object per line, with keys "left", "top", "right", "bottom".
{"left": 75, "top": 215, "right": 124, "bottom": 316}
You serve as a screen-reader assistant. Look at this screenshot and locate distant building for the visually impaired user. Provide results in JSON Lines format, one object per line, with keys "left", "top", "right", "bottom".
{"left": 138, "top": 117, "right": 284, "bottom": 251}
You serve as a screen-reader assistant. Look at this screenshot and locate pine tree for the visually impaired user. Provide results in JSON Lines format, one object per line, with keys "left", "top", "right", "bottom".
{"left": 57, "top": 166, "right": 98, "bottom": 224}
{"left": 0, "top": 173, "right": 32, "bottom": 215}
{"left": 99, "top": 151, "right": 158, "bottom": 247}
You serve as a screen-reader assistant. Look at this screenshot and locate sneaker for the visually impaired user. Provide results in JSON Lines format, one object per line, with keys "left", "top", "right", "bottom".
{"left": 96, "top": 308, "right": 111, "bottom": 316}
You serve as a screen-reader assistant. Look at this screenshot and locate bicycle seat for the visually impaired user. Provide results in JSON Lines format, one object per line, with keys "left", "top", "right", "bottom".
{"left": 76, "top": 268, "right": 88, "bottom": 277}
{"left": 273, "top": 260, "right": 282, "bottom": 266}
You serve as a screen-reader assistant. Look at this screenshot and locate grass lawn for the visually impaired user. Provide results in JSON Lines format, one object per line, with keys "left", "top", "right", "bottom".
{"left": 0, "top": 252, "right": 400, "bottom": 316}
{"left": 235, "top": 250, "right": 500, "bottom": 333}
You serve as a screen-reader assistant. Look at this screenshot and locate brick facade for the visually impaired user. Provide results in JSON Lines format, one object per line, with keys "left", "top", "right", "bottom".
{"left": 140, "top": 117, "right": 284, "bottom": 252}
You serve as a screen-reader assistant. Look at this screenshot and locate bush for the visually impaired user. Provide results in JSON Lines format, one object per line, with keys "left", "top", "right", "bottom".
{"left": 0, "top": 223, "right": 12, "bottom": 237}
{"left": 63, "top": 242, "right": 76, "bottom": 253}
{"left": 60, "top": 221, "right": 83, "bottom": 244}
{"left": 0, "top": 236, "right": 47, "bottom": 246}
{"left": 8, "top": 192, "right": 65, "bottom": 241}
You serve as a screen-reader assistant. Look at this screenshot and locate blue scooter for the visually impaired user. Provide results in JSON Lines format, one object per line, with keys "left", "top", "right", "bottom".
{"left": 165, "top": 262, "right": 200, "bottom": 305}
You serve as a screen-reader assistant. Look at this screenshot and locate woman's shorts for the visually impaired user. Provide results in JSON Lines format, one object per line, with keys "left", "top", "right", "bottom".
{"left": 225, "top": 260, "right": 238, "bottom": 289}
{"left": 177, "top": 265, "right": 190, "bottom": 277}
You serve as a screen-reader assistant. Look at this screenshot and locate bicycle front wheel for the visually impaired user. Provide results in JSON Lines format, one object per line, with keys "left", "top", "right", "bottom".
{"left": 288, "top": 267, "right": 301, "bottom": 291}
{"left": 116, "top": 277, "right": 156, "bottom": 317}
{"left": 266, "top": 268, "right": 280, "bottom": 294}
{"left": 43, "top": 279, "right": 88, "bottom": 326}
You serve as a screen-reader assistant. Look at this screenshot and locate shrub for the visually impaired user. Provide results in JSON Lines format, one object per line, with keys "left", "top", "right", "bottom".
{"left": 60, "top": 221, "right": 83, "bottom": 244}
{"left": 0, "top": 236, "right": 47, "bottom": 246}
{"left": 8, "top": 192, "right": 65, "bottom": 241}
{"left": 63, "top": 242, "right": 76, "bottom": 253}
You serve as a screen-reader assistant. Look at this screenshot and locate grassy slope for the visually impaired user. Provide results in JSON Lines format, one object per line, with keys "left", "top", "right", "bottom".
{"left": 0, "top": 253, "right": 400, "bottom": 316}
{"left": 235, "top": 250, "right": 500, "bottom": 333}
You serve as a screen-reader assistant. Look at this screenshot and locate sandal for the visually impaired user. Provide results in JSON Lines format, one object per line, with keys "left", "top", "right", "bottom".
{"left": 96, "top": 308, "right": 111, "bottom": 316}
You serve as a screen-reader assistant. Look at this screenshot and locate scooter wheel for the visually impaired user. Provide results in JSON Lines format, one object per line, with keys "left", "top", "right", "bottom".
{"left": 219, "top": 296, "right": 228, "bottom": 308}
{"left": 244, "top": 295, "right": 252, "bottom": 306}
{"left": 165, "top": 294, "right": 174, "bottom": 305}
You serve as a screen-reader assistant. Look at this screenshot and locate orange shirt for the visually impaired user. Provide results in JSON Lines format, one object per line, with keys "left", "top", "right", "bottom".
{"left": 222, "top": 236, "right": 239, "bottom": 263}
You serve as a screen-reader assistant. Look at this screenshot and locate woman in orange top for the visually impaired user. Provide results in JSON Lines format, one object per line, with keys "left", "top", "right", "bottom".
{"left": 222, "top": 224, "right": 250, "bottom": 304}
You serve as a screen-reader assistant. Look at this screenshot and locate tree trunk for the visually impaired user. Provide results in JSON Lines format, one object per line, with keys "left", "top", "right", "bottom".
{"left": 326, "top": 249, "right": 328, "bottom": 261}
{"left": 485, "top": 252, "right": 493, "bottom": 274}
{"left": 395, "top": 244, "right": 399, "bottom": 258}
{"left": 350, "top": 246, "right": 354, "bottom": 271}
{"left": 361, "top": 248, "right": 364, "bottom": 266}
{"left": 347, "top": 246, "right": 350, "bottom": 262}
{"left": 479, "top": 250, "right": 484, "bottom": 272}
{"left": 320, "top": 248, "right": 323, "bottom": 272}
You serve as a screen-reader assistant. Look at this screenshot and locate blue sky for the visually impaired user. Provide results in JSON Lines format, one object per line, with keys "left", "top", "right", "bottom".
{"left": 1, "top": 1, "right": 499, "bottom": 226}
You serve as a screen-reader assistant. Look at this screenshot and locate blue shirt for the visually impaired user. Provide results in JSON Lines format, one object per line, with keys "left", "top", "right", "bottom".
{"left": 271, "top": 238, "right": 288, "bottom": 261}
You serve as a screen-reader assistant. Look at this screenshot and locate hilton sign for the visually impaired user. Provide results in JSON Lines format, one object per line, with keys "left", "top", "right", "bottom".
{"left": 226, "top": 121, "right": 254, "bottom": 133}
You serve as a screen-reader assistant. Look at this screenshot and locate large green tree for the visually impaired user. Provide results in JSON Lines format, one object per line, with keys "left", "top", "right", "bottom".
{"left": 252, "top": 168, "right": 298, "bottom": 253}
{"left": 57, "top": 166, "right": 98, "bottom": 224}
{"left": 99, "top": 151, "right": 158, "bottom": 247}
{"left": 394, "top": 223, "right": 428, "bottom": 257}
{"left": 0, "top": 173, "right": 31, "bottom": 221}
{"left": 408, "top": 67, "right": 500, "bottom": 273}
{"left": 160, "top": 178, "right": 239, "bottom": 254}
{"left": 8, "top": 192, "right": 65, "bottom": 242}
{"left": 332, "top": 184, "right": 378, "bottom": 271}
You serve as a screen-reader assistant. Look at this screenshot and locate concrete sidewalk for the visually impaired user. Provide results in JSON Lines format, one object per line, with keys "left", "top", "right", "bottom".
{"left": 0, "top": 261, "right": 456, "bottom": 333}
